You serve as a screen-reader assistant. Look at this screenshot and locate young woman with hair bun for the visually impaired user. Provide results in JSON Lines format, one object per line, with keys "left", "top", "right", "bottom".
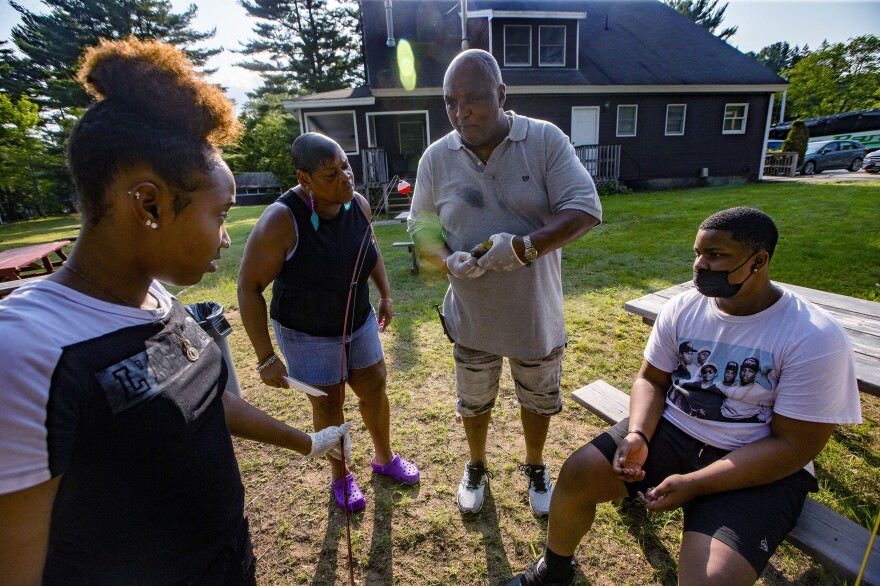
{"left": 0, "top": 37, "right": 352, "bottom": 585}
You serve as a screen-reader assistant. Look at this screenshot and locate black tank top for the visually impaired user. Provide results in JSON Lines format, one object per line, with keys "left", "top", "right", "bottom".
{"left": 270, "top": 189, "right": 378, "bottom": 336}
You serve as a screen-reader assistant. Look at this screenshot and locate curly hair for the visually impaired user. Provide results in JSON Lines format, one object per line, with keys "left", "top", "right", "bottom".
{"left": 68, "top": 37, "right": 242, "bottom": 225}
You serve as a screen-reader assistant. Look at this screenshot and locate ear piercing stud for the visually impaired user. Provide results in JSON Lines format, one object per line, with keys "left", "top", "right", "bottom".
{"left": 145, "top": 220, "right": 158, "bottom": 229}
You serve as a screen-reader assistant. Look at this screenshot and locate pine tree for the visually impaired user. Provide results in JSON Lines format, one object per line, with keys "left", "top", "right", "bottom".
{"left": 747, "top": 42, "right": 810, "bottom": 75}
{"left": 4, "top": 0, "right": 220, "bottom": 218}
{"left": 237, "top": 0, "right": 364, "bottom": 96}
{"left": 665, "top": 0, "right": 737, "bottom": 41}
{"left": 8, "top": 0, "right": 220, "bottom": 113}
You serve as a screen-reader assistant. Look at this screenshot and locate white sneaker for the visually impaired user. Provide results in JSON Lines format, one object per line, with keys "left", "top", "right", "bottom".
{"left": 457, "top": 461, "right": 492, "bottom": 513}
{"left": 520, "top": 463, "right": 553, "bottom": 517}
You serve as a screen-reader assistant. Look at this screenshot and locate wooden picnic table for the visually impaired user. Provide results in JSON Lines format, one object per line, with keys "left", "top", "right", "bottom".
{"left": 624, "top": 280, "right": 880, "bottom": 397}
{"left": 0, "top": 240, "right": 71, "bottom": 281}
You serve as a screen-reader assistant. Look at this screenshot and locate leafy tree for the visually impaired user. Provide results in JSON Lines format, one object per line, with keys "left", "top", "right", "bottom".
{"left": 747, "top": 41, "right": 810, "bottom": 75}
{"left": 665, "top": 0, "right": 737, "bottom": 41}
{"left": 0, "top": 95, "right": 57, "bottom": 221}
{"left": 224, "top": 94, "right": 300, "bottom": 187}
{"left": 781, "top": 120, "right": 809, "bottom": 168}
{"left": 237, "top": 0, "right": 364, "bottom": 96}
{"left": 8, "top": 0, "right": 219, "bottom": 114}
{"left": 783, "top": 35, "right": 880, "bottom": 119}
{"left": 4, "top": 0, "right": 220, "bottom": 219}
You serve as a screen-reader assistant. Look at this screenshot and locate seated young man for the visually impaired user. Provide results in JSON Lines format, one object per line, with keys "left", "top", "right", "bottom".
{"left": 507, "top": 207, "right": 862, "bottom": 586}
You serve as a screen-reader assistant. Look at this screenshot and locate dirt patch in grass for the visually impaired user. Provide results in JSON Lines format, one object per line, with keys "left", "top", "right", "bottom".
{"left": 231, "top": 310, "right": 849, "bottom": 586}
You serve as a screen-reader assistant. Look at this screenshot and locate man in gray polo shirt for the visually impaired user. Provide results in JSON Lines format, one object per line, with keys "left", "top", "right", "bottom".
{"left": 408, "top": 49, "right": 602, "bottom": 517}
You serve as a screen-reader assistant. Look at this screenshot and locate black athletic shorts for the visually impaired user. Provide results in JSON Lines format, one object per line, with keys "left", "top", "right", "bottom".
{"left": 592, "top": 417, "right": 818, "bottom": 575}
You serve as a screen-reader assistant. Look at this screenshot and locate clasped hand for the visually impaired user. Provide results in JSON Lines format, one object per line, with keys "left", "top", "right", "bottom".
{"left": 475, "top": 232, "right": 526, "bottom": 272}
{"left": 307, "top": 421, "right": 353, "bottom": 462}
{"left": 446, "top": 251, "right": 486, "bottom": 279}
{"left": 611, "top": 433, "right": 649, "bottom": 483}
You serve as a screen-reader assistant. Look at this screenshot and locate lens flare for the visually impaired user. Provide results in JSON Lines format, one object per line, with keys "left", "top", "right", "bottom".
{"left": 397, "top": 39, "right": 416, "bottom": 91}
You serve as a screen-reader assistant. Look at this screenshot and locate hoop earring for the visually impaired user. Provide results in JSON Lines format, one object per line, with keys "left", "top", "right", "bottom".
{"left": 308, "top": 193, "right": 319, "bottom": 231}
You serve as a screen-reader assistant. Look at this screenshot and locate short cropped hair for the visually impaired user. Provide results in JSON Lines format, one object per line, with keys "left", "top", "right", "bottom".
{"left": 291, "top": 132, "right": 343, "bottom": 174}
{"left": 699, "top": 207, "right": 779, "bottom": 258}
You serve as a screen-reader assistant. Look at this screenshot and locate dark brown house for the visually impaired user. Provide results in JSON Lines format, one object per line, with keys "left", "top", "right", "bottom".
{"left": 283, "top": 0, "right": 787, "bottom": 194}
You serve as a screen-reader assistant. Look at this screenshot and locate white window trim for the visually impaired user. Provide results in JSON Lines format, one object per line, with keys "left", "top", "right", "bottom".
{"left": 665, "top": 104, "right": 686, "bottom": 136}
{"left": 365, "top": 110, "right": 431, "bottom": 148}
{"left": 722, "top": 103, "right": 748, "bottom": 135}
{"left": 616, "top": 104, "right": 638, "bottom": 137}
{"left": 538, "top": 25, "right": 566, "bottom": 67}
{"left": 504, "top": 24, "right": 532, "bottom": 67}
{"left": 303, "top": 110, "right": 359, "bottom": 154}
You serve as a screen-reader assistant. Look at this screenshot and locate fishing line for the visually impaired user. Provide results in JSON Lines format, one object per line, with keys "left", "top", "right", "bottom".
{"left": 335, "top": 176, "right": 405, "bottom": 585}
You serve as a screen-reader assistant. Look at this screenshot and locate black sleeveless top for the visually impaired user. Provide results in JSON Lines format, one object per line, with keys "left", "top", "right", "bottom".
{"left": 270, "top": 189, "right": 378, "bottom": 336}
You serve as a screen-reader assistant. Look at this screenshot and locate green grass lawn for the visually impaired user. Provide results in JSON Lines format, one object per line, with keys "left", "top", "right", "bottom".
{"left": 2, "top": 181, "right": 878, "bottom": 585}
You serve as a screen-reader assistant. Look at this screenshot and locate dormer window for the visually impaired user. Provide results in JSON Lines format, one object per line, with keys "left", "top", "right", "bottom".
{"left": 473, "top": 10, "right": 584, "bottom": 69}
{"left": 539, "top": 26, "right": 565, "bottom": 66}
{"left": 504, "top": 25, "right": 532, "bottom": 66}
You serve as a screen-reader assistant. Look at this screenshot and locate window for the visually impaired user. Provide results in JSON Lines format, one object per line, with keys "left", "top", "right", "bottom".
{"left": 665, "top": 104, "right": 686, "bottom": 136}
{"left": 539, "top": 26, "right": 565, "bottom": 66}
{"left": 616, "top": 105, "right": 638, "bottom": 137}
{"left": 504, "top": 25, "right": 531, "bottom": 66}
{"left": 304, "top": 111, "right": 358, "bottom": 153}
{"left": 398, "top": 121, "right": 426, "bottom": 157}
{"left": 722, "top": 103, "right": 748, "bottom": 134}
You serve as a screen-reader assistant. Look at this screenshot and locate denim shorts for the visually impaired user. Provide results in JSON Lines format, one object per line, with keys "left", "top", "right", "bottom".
{"left": 273, "top": 312, "right": 384, "bottom": 386}
{"left": 453, "top": 343, "right": 565, "bottom": 417}
{"left": 592, "top": 417, "right": 817, "bottom": 575}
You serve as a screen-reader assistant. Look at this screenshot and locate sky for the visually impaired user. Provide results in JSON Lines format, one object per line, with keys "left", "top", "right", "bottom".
{"left": 1, "top": 0, "right": 879, "bottom": 109}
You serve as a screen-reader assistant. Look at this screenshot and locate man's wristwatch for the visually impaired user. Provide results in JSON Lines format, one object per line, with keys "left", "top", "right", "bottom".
{"left": 522, "top": 235, "right": 538, "bottom": 264}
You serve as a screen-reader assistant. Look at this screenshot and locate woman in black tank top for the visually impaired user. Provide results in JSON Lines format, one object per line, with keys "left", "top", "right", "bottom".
{"left": 238, "top": 133, "right": 420, "bottom": 512}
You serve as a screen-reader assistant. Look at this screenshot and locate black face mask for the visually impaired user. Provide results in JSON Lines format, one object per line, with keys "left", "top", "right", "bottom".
{"left": 693, "top": 254, "right": 757, "bottom": 298}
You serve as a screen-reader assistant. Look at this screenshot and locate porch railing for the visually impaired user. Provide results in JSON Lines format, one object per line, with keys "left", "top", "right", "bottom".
{"left": 574, "top": 144, "right": 621, "bottom": 188}
{"left": 763, "top": 152, "right": 799, "bottom": 177}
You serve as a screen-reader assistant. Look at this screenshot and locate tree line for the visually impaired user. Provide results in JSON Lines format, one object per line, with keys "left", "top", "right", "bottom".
{"left": 0, "top": 0, "right": 877, "bottom": 222}
{"left": 0, "top": 0, "right": 361, "bottom": 223}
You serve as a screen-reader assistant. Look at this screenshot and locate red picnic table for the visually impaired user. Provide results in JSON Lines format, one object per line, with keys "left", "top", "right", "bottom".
{"left": 0, "top": 240, "right": 71, "bottom": 282}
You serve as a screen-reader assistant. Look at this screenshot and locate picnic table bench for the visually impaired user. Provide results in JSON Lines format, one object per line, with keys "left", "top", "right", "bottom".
{"left": 0, "top": 274, "right": 49, "bottom": 298}
{"left": 392, "top": 241, "right": 419, "bottom": 275}
{"left": 572, "top": 380, "right": 880, "bottom": 585}
{"left": 0, "top": 240, "right": 71, "bottom": 281}
{"left": 624, "top": 280, "right": 880, "bottom": 397}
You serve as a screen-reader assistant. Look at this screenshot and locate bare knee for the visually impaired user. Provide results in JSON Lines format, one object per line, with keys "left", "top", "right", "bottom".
{"left": 557, "top": 443, "right": 625, "bottom": 505}
{"left": 349, "top": 361, "right": 387, "bottom": 399}
{"left": 678, "top": 532, "right": 757, "bottom": 586}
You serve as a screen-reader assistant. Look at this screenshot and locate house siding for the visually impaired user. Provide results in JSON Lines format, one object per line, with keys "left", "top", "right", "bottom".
{"left": 288, "top": 1, "right": 787, "bottom": 191}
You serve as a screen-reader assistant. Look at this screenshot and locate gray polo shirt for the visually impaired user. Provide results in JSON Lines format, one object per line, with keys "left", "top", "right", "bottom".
{"left": 409, "top": 111, "right": 602, "bottom": 359}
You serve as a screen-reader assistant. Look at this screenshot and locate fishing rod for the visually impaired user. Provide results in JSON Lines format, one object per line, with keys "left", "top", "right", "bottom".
{"left": 335, "top": 175, "right": 410, "bottom": 585}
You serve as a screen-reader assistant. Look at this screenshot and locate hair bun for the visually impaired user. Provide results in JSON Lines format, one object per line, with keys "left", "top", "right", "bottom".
{"left": 77, "top": 36, "right": 241, "bottom": 145}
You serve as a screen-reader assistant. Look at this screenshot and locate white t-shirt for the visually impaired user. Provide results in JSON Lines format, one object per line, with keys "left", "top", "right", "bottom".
{"left": 645, "top": 286, "right": 862, "bottom": 453}
{"left": 0, "top": 280, "right": 172, "bottom": 494}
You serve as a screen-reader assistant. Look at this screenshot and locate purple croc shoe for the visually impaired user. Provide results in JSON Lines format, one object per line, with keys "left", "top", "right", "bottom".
{"left": 370, "top": 453, "right": 420, "bottom": 485}
{"left": 331, "top": 473, "right": 366, "bottom": 512}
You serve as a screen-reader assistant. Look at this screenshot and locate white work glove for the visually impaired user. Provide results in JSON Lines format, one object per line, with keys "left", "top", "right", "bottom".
{"left": 307, "top": 421, "right": 353, "bottom": 462}
{"left": 446, "top": 251, "right": 486, "bottom": 279}
{"left": 475, "top": 232, "right": 526, "bottom": 272}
